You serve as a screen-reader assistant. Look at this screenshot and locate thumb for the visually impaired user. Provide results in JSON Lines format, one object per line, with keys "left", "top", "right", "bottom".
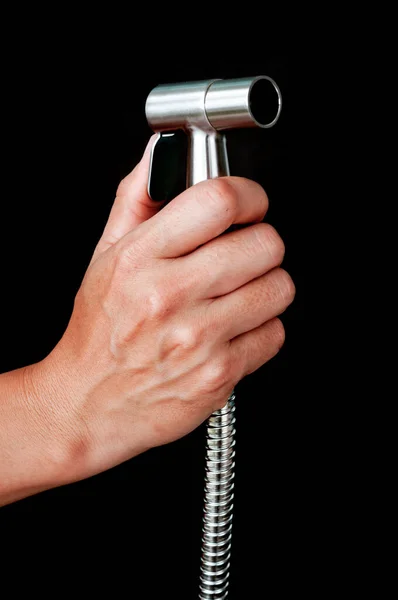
{"left": 92, "top": 134, "right": 162, "bottom": 259}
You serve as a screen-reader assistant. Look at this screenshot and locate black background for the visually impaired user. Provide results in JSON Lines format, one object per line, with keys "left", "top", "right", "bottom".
{"left": 0, "top": 30, "right": 338, "bottom": 599}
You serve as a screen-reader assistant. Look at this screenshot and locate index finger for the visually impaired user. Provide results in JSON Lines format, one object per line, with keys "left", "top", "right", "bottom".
{"left": 126, "top": 176, "right": 269, "bottom": 258}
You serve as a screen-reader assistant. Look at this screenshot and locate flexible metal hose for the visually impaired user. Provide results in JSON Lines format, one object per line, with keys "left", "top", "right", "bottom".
{"left": 199, "top": 393, "right": 236, "bottom": 599}
{"left": 146, "top": 77, "right": 282, "bottom": 600}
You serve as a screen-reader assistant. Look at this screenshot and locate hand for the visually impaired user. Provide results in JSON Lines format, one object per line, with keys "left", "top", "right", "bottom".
{"left": 6, "top": 136, "right": 295, "bottom": 495}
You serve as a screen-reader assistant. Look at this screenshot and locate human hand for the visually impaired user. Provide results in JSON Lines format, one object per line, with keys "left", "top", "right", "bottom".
{"left": 27, "top": 136, "right": 295, "bottom": 486}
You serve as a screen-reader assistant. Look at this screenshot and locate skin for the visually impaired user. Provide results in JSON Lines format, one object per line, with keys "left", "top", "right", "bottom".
{"left": 0, "top": 136, "right": 295, "bottom": 506}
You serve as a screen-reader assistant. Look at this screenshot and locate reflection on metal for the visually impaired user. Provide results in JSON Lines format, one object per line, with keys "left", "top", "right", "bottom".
{"left": 145, "top": 76, "right": 282, "bottom": 598}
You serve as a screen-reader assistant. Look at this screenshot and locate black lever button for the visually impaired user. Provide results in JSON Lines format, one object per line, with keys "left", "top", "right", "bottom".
{"left": 148, "top": 131, "right": 187, "bottom": 203}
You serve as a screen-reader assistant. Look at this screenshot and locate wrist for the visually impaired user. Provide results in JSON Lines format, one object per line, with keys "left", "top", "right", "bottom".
{"left": 0, "top": 351, "right": 91, "bottom": 505}
{"left": 27, "top": 347, "right": 94, "bottom": 486}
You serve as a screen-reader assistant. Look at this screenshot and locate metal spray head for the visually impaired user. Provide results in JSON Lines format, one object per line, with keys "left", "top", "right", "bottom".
{"left": 145, "top": 76, "right": 282, "bottom": 200}
{"left": 144, "top": 75, "right": 283, "bottom": 598}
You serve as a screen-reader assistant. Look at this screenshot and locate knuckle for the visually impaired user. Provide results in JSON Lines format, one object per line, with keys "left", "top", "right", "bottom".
{"left": 115, "top": 166, "right": 138, "bottom": 197}
{"left": 256, "top": 223, "right": 285, "bottom": 263}
{"left": 231, "top": 176, "right": 269, "bottom": 220}
{"left": 241, "top": 176, "right": 269, "bottom": 210}
{"left": 167, "top": 324, "right": 199, "bottom": 352}
{"left": 201, "top": 177, "right": 239, "bottom": 217}
{"left": 274, "top": 268, "right": 296, "bottom": 304}
{"left": 144, "top": 285, "right": 170, "bottom": 320}
{"left": 115, "top": 179, "right": 127, "bottom": 198}
{"left": 271, "top": 318, "right": 286, "bottom": 350}
{"left": 203, "top": 354, "right": 234, "bottom": 394}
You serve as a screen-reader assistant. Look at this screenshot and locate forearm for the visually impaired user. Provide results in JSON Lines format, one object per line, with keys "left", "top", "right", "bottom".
{"left": 0, "top": 360, "right": 78, "bottom": 506}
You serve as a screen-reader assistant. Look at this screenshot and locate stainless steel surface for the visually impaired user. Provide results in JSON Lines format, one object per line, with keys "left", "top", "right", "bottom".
{"left": 146, "top": 79, "right": 228, "bottom": 187}
{"left": 146, "top": 76, "right": 281, "bottom": 189}
{"left": 145, "top": 75, "right": 282, "bottom": 598}
{"left": 188, "top": 129, "right": 229, "bottom": 186}
{"left": 205, "top": 76, "right": 282, "bottom": 130}
{"left": 145, "top": 79, "right": 218, "bottom": 132}
{"left": 199, "top": 395, "right": 236, "bottom": 600}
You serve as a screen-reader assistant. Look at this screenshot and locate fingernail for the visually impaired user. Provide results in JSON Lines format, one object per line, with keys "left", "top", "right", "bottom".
{"left": 142, "top": 134, "right": 158, "bottom": 161}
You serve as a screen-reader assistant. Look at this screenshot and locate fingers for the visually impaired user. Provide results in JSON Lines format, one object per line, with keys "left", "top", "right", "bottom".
{"left": 230, "top": 317, "right": 286, "bottom": 378}
{"left": 206, "top": 268, "right": 295, "bottom": 341}
{"left": 177, "top": 222, "right": 285, "bottom": 298}
{"left": 123, "top": 176, "right": 269, "bottom": 259}
{"left": 92, "top": 134, "right": 163, "bottom": 261}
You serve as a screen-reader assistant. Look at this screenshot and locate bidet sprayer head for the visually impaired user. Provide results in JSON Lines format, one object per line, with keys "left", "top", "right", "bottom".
{"left": 145, "top": 76, "right": 282, "bottom": 197}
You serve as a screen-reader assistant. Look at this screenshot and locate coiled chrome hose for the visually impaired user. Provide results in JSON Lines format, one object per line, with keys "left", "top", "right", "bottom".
{"left": 199, "top": 393, "right": 236, "bottom": 599}
{"left": 146, "top": 75, "right": 282, "bottom": 600}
